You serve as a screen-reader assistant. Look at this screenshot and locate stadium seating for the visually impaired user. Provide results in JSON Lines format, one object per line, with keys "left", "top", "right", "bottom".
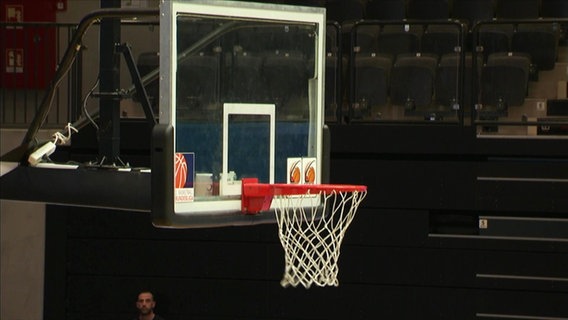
{"left": 377, "top": 24, "right": 424, "bottom": 57}
{"left": 326, "top": 55, "right": 341, "bottom": 118}
{"left": 226, "top": 52, "right": 266, "bottom": 103}
{"left": 495, "top": 0, "right": 540, "bottom": 19}
{"left": 481, "top": 52, "right": 531, "bottom": 108}
{"left": 262, "top": 51, "right": 309, "bottom": 116}
{"left": 451, "top": 0, "right": 495, "bottom": 29}
{"left": 435, "top": 53, "right": 482, "bottom": 110}
{"left": 366, "top": 0, "right": 406, "bottom": 20}
{"left": 352, "top": 24, "right": 382, "bottom": 54}
{"left": 326, "top": 0, "right": 366, "bottom": 23}
{"left": 407, "top": 0, "right": 450, "bottom": 20}
{"left": 176, "top": 53, "right": 221, "bottom": 116}
{"left": 352, "top": 53, "right": 393, "bottom": 111}
{"left": 421, "top": 24, "right": 462, "bottom": 57}
{"left": 390, "top": 53, "right": 438, "bottom": 109}
{"left": 476, "top": 23, "right": 514, "bottom": 62}
{"left": 541, "top": 0, "right": 568, "bottom": 18}
{"left": 511, "top": 23, "right": 560, "bottom": 71}
{"left": 322, "top": 0, "right": 566, "bottom": 121}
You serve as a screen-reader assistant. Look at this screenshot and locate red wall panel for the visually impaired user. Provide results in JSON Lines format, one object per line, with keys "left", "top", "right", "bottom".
{"left": 1, "top": 0, "right": 57, "bottom": 89}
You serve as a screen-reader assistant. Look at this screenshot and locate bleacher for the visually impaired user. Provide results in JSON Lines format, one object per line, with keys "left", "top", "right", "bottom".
{"left": 1, "top": 0, "right": 566, "bottom": 138}
{"left": 323, "top": 0, "right": 568, "bottom": 127}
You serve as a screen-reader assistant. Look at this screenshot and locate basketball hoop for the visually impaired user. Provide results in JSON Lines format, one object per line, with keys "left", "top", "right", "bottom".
{"left": 242, "top": 178, "right": 367, "bottom": 288}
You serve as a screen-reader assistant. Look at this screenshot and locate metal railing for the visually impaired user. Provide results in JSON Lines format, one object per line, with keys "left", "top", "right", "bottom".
{"left": 1, "top": 12, "right": 160, "bottom": 132}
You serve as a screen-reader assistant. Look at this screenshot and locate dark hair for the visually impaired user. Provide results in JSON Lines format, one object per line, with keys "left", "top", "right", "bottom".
{"left": 136, "top": 290, "right": 155, "bottom": 301}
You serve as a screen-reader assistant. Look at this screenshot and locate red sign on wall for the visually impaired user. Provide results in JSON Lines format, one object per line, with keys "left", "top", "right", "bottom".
{"left": 5, "top": 4, "right": 23, "bottom": 23}
{"left": 5, "top": 48, "right": 24, "bottom": 73}
{"left": 1, "top": 0, "right": 57, "bottom": 89}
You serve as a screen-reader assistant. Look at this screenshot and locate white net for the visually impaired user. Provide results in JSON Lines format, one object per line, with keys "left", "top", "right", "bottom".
{"left": 273, "top": 188, "right": 367, "bottom": 288}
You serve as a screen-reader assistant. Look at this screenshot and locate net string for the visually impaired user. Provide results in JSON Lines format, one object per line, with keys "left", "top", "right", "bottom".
{"left": 274, "top": 189, "right": 367, "bottom": 288}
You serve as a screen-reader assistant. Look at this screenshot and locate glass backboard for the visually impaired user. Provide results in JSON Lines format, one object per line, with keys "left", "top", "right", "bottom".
{"left": 152, "top": 0, "right": 326, "bottom": 228}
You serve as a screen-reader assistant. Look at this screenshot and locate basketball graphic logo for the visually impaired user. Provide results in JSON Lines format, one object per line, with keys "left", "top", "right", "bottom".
{"left": 289, "top": 159, "right": 301, "bottom": 184}
{"left": 304, "top": 159, "right": 316, "bottom": 184}
{"left": 174, "top": 153, "right": 188, "bottom": 188}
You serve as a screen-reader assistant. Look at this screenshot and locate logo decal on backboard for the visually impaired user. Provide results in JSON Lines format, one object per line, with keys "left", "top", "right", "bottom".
{"left": 174, "top": 152, "right": 195, "bottom": 202}
{"left": 287, "top": 157, "right": 316, "bottom": 184}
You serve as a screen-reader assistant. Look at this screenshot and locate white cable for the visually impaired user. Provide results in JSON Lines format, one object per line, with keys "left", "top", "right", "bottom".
{"left": 83, "top": 77, "right": 100, "bottom": 131}
{"left": 52, "top": 123, "right": 78, "bottom": 145}
{"left": 29, "top": 123, "right": 77, "bottom": 166}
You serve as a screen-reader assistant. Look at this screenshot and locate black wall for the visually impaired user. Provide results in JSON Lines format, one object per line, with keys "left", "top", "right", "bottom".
{"left": 45, "top": 124, "right": 568, "bottom": 320}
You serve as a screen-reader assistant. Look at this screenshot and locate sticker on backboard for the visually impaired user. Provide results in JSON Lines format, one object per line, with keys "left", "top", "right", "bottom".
{"left": 287, "top": 157, "right": 316, "bottom": 184}
{"left": 174, "top": 152, "right": 195, "bottom": 202}
{"left": 303, "top": 158, "right": 316, "bottom": 184}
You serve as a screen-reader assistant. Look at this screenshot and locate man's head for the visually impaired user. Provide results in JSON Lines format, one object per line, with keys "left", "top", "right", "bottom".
{"left": 136, "top": 291, "right": 156, "bottom": 316}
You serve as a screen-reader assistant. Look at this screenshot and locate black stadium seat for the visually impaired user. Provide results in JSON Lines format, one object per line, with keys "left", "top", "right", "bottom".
{"left": 481, "top": 52, "right": 531, "bottom": 107}
{"left": 511, "top": 23, "right": 560, "bottom": 71}
{"left": 476, "top": 23, "right": 514, "bottom": 62}
{"left": 325, "top": 54, "right": 342, "bottom": 119}
{"left": 177, "top": 53, "right": 220, "bottom": 116}
{"left": 377, "top": 24, "right": 423, "bottom": 58}
{"left": 262, "top": 51, "right": 309, "bottom": 115}
{"left": 407, "top": 0, "right": 450, "bottom": 20}
{"left": 353, "top": 53, "right": 393, "bottom": 112}
{"left": 326, "top": 22, "right": 341, "bottom": 56}
{"left": 541, "top": 0, "right": 568, "bottom": 18}
{"left": 435, "top": 53, "right": 482, "bottom": 110}
{"left": 495, "top": 0, "right": 540, "bottom": 19}
{"left": 366, "top": 0, "right": 406, "bottom": 20}
{"left": 540, "top": 0, "right": 568, "bottom": 44}
{"left": 326, "top": 0, "right": 366, "bottom": 23}
{"left": 352, "top": 24, "right": 381, "bottom": 54}
{"left": 451, "top": 0, "right": 495, "bottom": 29}
{"left": 227, "top": 52, "right": 265, "bottom": 103}
{"left": 421, "top": 24, "right": 461, "bottom": 57}
{"left": 390, "top": 53, "right": 438, "bottom": 109}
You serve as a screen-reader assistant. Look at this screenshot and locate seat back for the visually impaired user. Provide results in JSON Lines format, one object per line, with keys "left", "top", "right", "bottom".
{"left": 390, "top": 53, "right": 438, "bottom": 108}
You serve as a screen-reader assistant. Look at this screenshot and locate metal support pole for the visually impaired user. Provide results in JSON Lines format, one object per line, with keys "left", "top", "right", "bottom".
{"left": 117, "top": 43, "right": 157, "bottom": 127}
{"left": 98, "top": 0, "right": 122, "bottom": 165}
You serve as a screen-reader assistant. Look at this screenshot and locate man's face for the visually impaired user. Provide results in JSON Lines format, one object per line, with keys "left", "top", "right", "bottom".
{"left": 136, "top": 292, "right": 155, "bottom": 315}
